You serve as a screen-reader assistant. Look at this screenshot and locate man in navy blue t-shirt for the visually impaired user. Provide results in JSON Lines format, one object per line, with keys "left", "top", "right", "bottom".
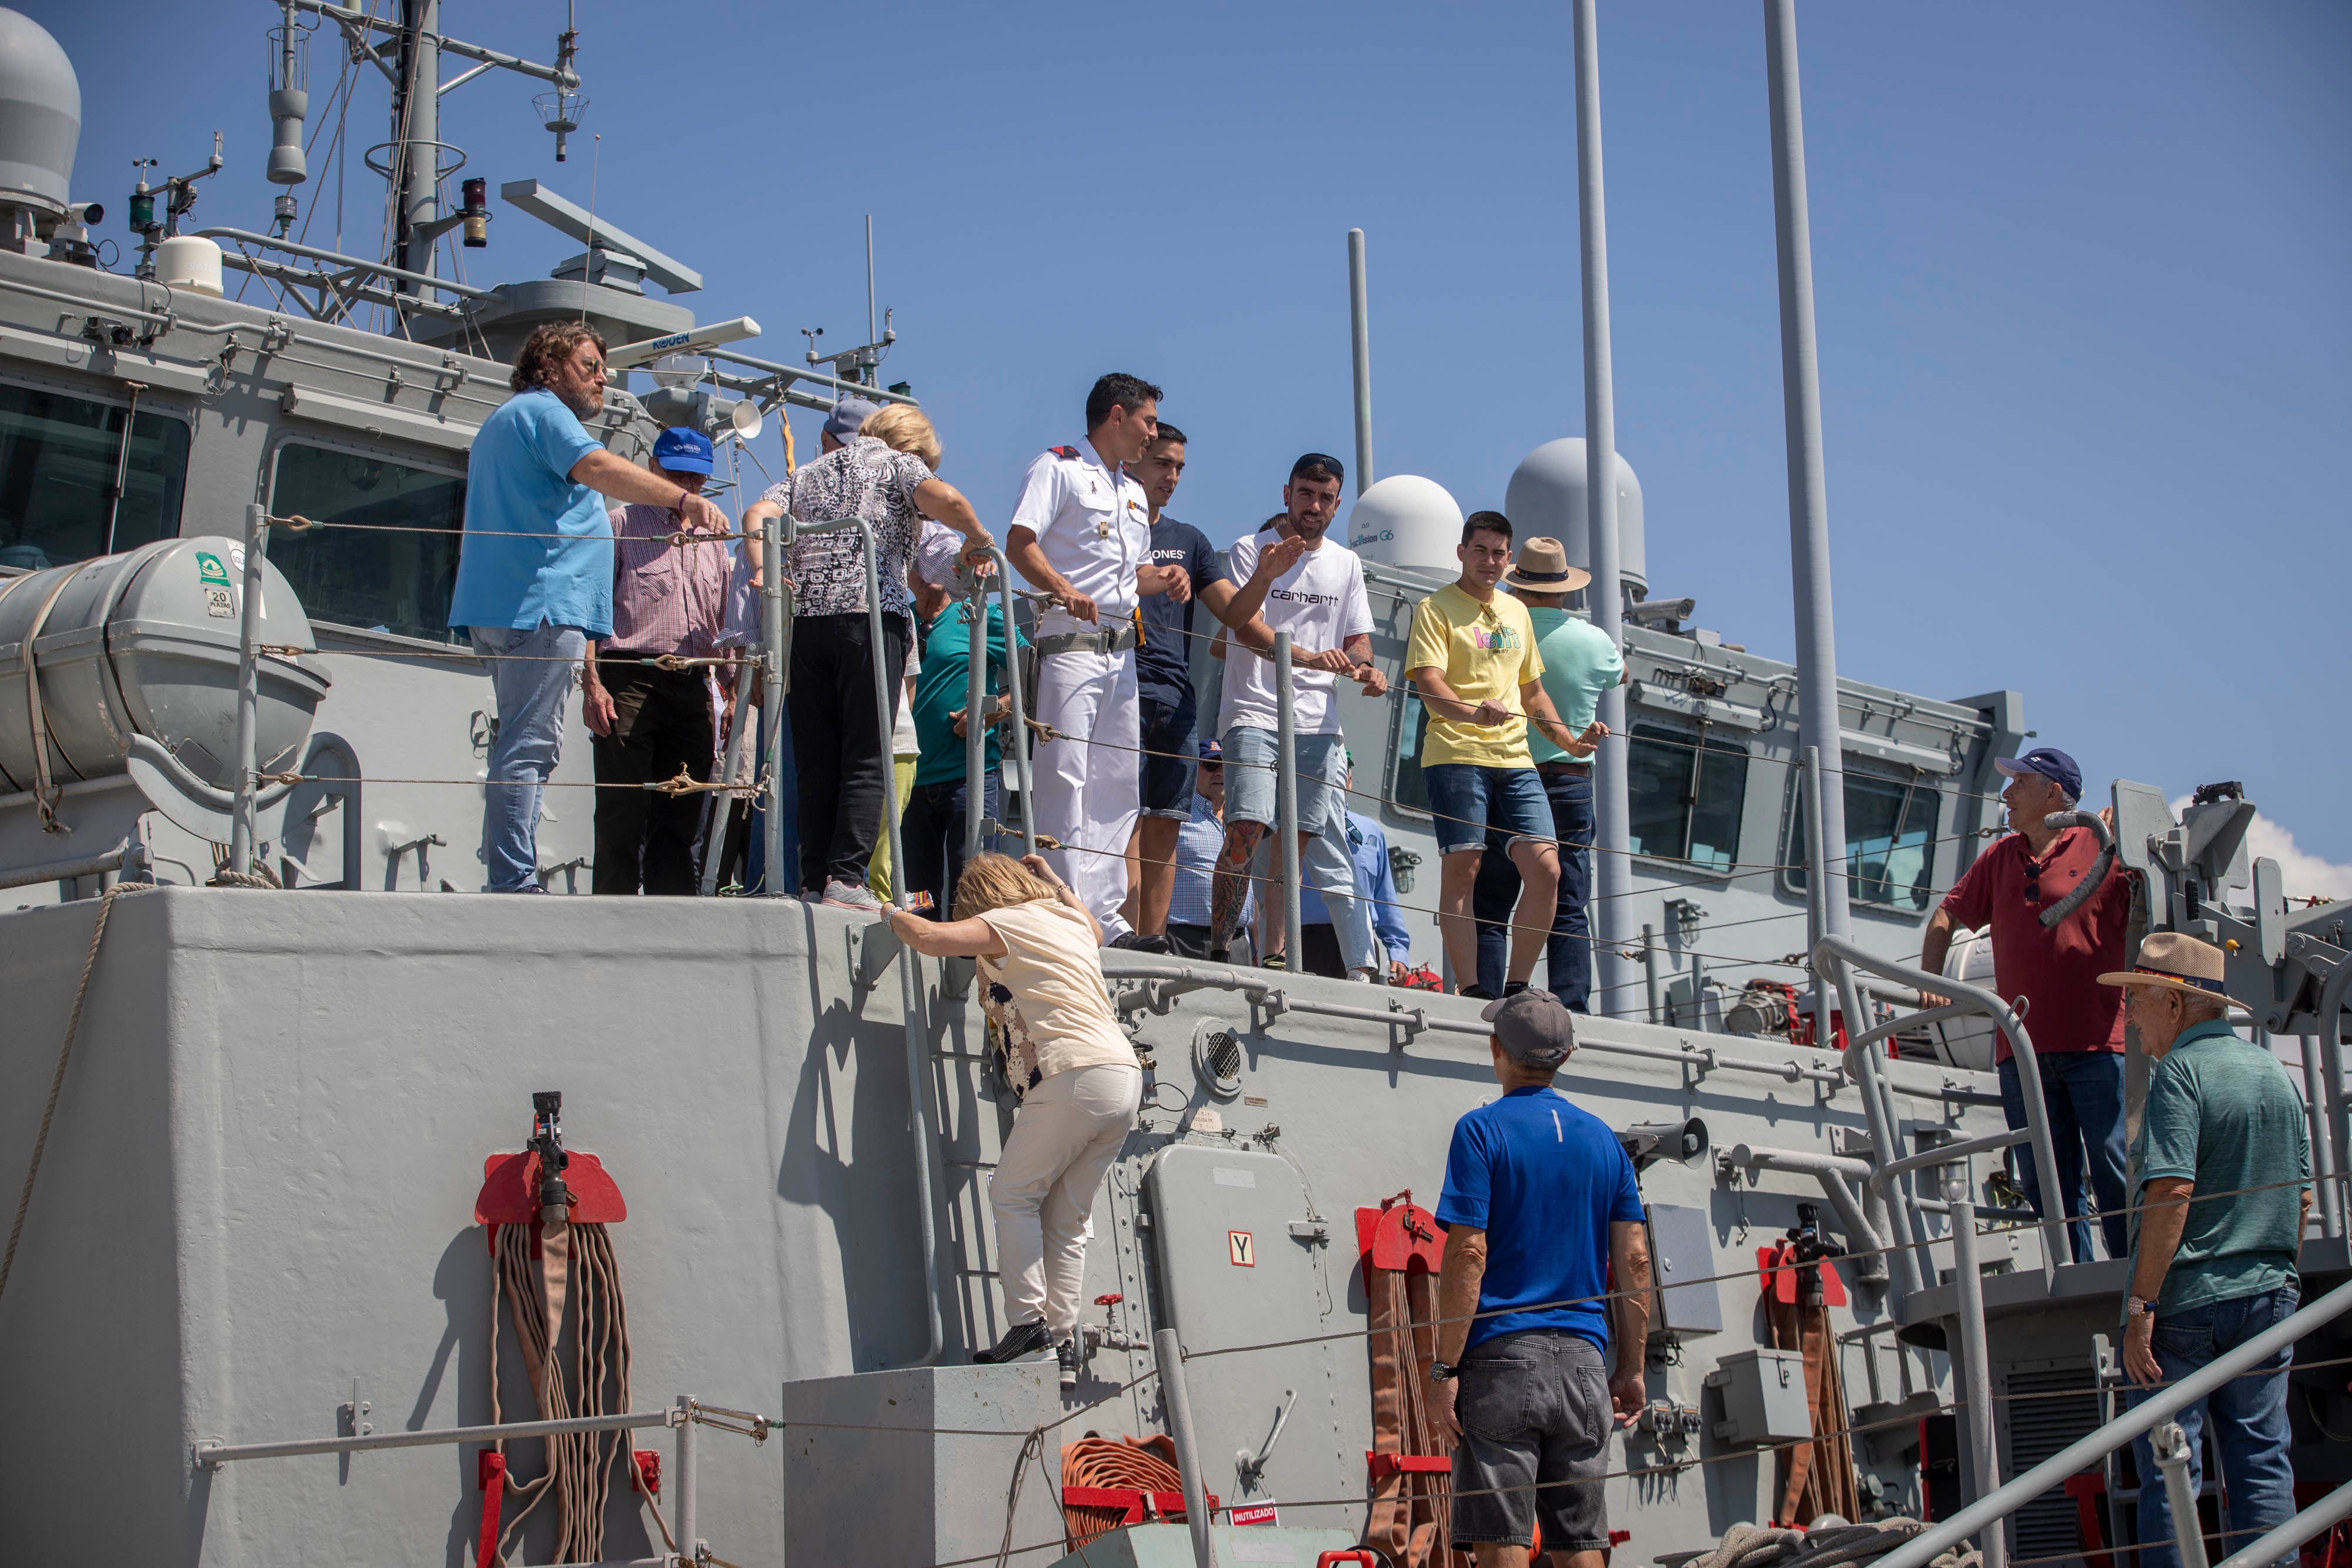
{"left": 1116, "top": 423, "right": 1234, "bottom": 950}
{"left": 1432, "top": 990, "right": 1649, "bottom": 1567}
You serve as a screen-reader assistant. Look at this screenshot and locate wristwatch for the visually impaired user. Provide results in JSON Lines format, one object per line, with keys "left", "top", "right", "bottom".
{"left": 1428, "top": 1359, "right": 1459, "bottom": 1383}
{"left": 2126, "top": 1296, "right": 2154, "bottom": 1320}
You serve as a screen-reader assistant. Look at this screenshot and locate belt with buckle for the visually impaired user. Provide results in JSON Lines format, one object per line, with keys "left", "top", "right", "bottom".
{"left": 1536, "top": 760, "right": 1591, "bottom": 776}
{"left": 1034, "top": 623, "right": 1140, "bottom": 657}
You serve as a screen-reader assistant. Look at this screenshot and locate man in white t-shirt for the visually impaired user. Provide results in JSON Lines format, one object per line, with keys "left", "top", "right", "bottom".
{"left": 1207, "top": 453, "right": 1389, "bottom": 979}
{"left": 1004, "top": 373, "right": 1192, "bottom": 939}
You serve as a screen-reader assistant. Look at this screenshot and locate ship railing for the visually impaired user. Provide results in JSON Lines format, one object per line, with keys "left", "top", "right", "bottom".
{"left": 191, "top": 1392, "right": 771, "bottom": 1568}
{"left": 1865, "top": 1276, "right": 2352, "bottom": 1568}
{"left": 1810, "top": 932, "right": 2069, "bottom": 1302}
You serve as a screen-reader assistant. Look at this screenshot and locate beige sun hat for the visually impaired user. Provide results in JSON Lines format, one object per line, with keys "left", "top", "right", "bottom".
{"left": 2097, "top": 931, "right": 2230, "bottom": 999}
{"left": 1500, "top": 536, "right": 1592, "bottom": 596}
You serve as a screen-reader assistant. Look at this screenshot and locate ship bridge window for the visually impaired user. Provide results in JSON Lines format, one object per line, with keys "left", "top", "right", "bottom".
{"left": 265, "top": 440, "right": 466, "bottom": 644}
{"left": 0, "top": 382, "right": 189, "bottom": 571}
{"left": 1787, "top": 770, "right": 1941, "bottom": 911}
{"left": 1626, "top": 724, "right": 1749, "bottom": 871}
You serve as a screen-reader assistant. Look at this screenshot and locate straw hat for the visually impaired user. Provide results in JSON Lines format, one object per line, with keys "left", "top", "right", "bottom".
{"left": 1500, "top": 537, "right": 1592, "bottom": 596}
{"left": 2097, "top": 931, "right": 2230, "bottom": 1000}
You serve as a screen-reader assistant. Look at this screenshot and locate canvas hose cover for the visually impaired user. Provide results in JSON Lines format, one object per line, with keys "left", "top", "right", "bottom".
{"left": 1763, "top": 1251, "right": 1859, "bottom": 1527}
{"left": 1362, "top": 1198, "right": 1468, "bottom": 1568}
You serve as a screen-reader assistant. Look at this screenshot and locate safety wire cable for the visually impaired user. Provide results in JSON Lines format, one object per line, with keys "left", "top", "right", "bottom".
{"left": 786, "top": 1175, "right": 2346, "bottom": 1568}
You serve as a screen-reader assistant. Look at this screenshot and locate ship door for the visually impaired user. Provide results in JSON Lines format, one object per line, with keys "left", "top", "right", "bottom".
{"left": 1143, "top": 1144, "right": 1350, "bottom": 1529}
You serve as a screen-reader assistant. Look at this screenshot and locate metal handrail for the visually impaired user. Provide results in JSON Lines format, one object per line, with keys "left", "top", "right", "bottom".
{"left": 1815, "top": 934, "right": 2067, "bottom": 1290}
{"left": 195, "top": 1406, "right": 675, "bottom": 1466}
{"left": 1870, "top": 1277, "right": 2352, "bottom": 1568}
{"left": 2211, "top": 1477, "right": 2352, "bottom": 1568}
{"left": 1866, "top": 1128, "right": 2031, "bottom": 1193}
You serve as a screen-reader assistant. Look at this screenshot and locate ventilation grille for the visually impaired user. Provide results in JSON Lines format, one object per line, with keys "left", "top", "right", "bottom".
{"left": 1192, "top": 1022, "right": 1243, "bottom": 1101}
{"left": 2000, "top": 1363, "right": 2103, "bottom": 1567}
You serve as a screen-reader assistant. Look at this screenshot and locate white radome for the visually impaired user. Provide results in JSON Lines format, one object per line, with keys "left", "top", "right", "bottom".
{"left": 1345, "top": 474, "right": 1464, "bottom": 576}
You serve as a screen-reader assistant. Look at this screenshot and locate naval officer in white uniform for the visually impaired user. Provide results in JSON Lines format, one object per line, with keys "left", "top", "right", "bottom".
{"left": 1004, "top": 373, "right": 1190, "bottom": 940}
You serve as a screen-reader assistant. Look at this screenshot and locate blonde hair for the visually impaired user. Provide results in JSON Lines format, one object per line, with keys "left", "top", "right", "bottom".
{"left": 861, "top": 403, "right": 942, "bottom": 470}
{"left": 953, "top": 852, "right": 1058, "bottom": 922}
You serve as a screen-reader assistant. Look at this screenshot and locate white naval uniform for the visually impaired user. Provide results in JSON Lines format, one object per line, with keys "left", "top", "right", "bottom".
{"left": 1009, "top": 442, "right": 1148, "bottom": 938}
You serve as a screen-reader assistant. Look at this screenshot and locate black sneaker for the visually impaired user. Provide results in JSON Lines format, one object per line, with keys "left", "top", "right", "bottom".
{"left": 1459, "top": 985, "right": 1496, "bottom": 1001}
{"left": 1057, "top": 1337, "right": 1081, "bottom": 1390}
{"left": 1109, "top": 931, "right": 1172, "bottom": 954}
{"left": 974, "top": 1320, "right": 1053, "bottom": 1365}
{"left": 1208, "top": 947, "right": 1232, "bottom": 964}
{"left": 1503, "top": 981, "right": 1531, "bottom": 998}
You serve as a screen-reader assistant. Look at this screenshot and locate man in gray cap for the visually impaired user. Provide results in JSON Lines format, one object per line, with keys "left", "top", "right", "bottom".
{"left": 1429, "top": 990, "right": 1651, "bottom": 1568}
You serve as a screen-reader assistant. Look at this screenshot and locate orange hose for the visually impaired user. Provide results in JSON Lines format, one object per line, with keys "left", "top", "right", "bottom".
{"left": 1062, "top": 1434, "right": 1185, "bottom": 1552}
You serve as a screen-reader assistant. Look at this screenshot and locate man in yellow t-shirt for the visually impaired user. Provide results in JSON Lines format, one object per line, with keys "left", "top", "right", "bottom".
{"left": 1406, "top": 511, "right": 1599, "bottom": 998}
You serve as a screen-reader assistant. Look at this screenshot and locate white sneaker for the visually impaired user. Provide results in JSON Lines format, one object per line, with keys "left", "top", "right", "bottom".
{"left": 1348, "top": 967, "right": 1378, "bottom": 984}
{"left": 821, "top": 879, "right": 887, "bottom": 913}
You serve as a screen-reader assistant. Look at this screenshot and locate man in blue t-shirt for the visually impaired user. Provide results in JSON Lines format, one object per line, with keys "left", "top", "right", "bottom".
{"left": 448, "top": 320, "right": 727, "bottom": 892}
{"left": 1117, "top": 424, "right": 1232, "bottom": 951}
{"left": 1431, "top": 990, "right": 1649, "bottom": 1566}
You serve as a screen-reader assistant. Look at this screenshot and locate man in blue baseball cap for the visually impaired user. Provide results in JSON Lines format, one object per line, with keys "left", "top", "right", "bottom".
{"left": 1165, "top": 738, "right": 1252, "bottom": 960}
{"left": 582, "top": 424, "right": 735, "bottom": 895}
{"left": 1922, "top": 744, "right": 2139, "bottom": 1262}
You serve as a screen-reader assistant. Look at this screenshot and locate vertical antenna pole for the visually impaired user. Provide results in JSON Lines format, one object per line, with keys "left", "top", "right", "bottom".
{"left": 1274, "top": 633, "right": 1302, "bottom": 972}
{"left": 1347, "top": 228, "right": 1374, "bottom": 497}
{"left": 1804, "top": 744, "right": 1829, "bottom": 1027}
{"left": 866, "top": 214, "right": 877, "bottom": 353}
{"left": 393, "top": 0, "right": 439, "bottom": 286}
{"left": 231, "top": 503, "right": 266, "bottom": 873}
{"left": 1765, "top": 0, "right": 1852, "bottom": 941}
{"left": 1572, "top": 0, "right": 1632, "bottom": 1016}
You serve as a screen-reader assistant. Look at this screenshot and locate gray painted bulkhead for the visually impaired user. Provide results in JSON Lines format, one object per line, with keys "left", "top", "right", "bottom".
{"left": 0, "top": 885, "right": 2041, "bottom": 1564}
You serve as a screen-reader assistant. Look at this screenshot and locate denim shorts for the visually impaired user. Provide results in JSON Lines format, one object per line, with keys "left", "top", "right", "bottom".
{"left": 1449, "top": 1330, "right": 1612, "bottom": 1552}
{"left": 1139, "top": 694, "right": 1198, "bottom": 819}
{"left": 1422, "top": 763, "right": 1556, "bottom": 856}
{"left": 1222, "top": 726, "right": 1347, "bottom": 835}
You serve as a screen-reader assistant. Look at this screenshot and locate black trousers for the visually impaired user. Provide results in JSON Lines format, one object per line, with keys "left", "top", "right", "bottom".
{"left": 902, "top": 771, "right": 1000, "bottom": 920}
{"left": 591, "top": 660, "right": 714, "bottom": 896}
{"left": 789, "top": 611, "right": 909, "bottom": 894}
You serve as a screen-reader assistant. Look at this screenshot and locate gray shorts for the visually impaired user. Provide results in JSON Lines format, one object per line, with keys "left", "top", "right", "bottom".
{"left": 1449, "top": 1330, "right": 1612, "bottom": 1553}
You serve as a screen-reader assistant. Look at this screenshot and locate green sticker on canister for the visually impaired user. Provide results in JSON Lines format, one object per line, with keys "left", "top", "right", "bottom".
{"left": 196, "top": 550, "right": 230, "bottom": 586}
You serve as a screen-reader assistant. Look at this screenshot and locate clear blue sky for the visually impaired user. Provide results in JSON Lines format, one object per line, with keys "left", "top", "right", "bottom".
{"left": 47, "top": 1, "right": 2352, "bottom": 868}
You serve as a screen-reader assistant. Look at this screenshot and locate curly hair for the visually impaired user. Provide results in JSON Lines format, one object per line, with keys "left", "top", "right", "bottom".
{"left": 509, "top": 320, "right": 609, "bottom": 394}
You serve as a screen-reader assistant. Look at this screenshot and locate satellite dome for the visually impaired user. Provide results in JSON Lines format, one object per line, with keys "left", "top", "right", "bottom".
{"left": 1504, "top": 439, "right": 1646, "bottom": 598}
{"left": 1346, "top": 474, "right": 1464, "bottom": 577}
{"left": 0, "top": 8, "right": 80, "bottom": 217}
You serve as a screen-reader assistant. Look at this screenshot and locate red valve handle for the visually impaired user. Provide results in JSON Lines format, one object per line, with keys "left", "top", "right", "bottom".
{"left": 1094, "top": 1292, "right": 1124, "bottom": 1306}
{"left": 1317, "top": 1553, "right": 1381, "bottom": 1568}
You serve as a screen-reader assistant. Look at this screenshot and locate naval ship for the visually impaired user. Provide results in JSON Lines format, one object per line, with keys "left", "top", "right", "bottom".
{"left": 0, "top": 6, "right": 2344, "bottom": 1566}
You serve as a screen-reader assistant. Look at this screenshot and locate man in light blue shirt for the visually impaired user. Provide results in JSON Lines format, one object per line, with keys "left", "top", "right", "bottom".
{"left": 449, "top": 320, "right": 727, "bottom": 891}
{"left": 1471, "top": 537, "right": 1621, "bottom": 1007}
{"left": 1167, "top": 740, "right": 1251, "bottom": 959}
{"left": 1292, "top": 760, "right": 1414, "bottom": 981}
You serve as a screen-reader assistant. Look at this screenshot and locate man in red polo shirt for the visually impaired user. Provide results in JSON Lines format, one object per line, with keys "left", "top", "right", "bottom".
{"left": 1921, "top": 747, "right": 2135, "bottom": 1263}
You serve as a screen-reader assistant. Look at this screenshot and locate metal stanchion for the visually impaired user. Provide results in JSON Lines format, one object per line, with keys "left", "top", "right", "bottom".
{"left": 2151, "top": 1421, "right": 2209, "bottom": 1568}
{"left": 700, "top": 675, "right": 754, "bottom": 897}
{"left": 987, "top": 547, "right": 1035, "bottom": 855}
{"left": 1154, "top": 1328, "right": 1218, "bottom": 1568}
{"left": 675, "top": 1393, "right": 699, "bottom": 1563}
{"left": 230, "top": 501, "right": 265, "bottom": 872}
{"left": 760, "top": 510, "right": 789, "bottom": 895}
{"left": 2301, "top": 1032, "right": 2343, "bottom": 1238}
{"left": 1947, "top": 1178, "right": 2005, "bottom": 1568}
{"left": 1641, "top": 921, "right": 1661, "bottom": 1025}
{"left": 963, "top": 572, "right": 988, "bottom": 867}
{"left": 1273, "top": 631, "right": 1302, "bottom": 972}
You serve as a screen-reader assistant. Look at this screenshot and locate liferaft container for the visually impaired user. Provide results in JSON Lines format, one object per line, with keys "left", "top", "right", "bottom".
{"left": 0, "top": 536, "right": 330, "bottom": 793}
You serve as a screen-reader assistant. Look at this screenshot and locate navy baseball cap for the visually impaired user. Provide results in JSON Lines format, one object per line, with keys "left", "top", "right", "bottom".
{"left": 824, "top": 397, "right": 882, "bottom": 444}
{"left": 1994, "top": 747, "right": 2082, "bottom": 801}
{"left": 652, "top": 426, "right": 715, "bottom": 475}
{"left": 1198, "top": 738, "right": 1224, "bottom": 763}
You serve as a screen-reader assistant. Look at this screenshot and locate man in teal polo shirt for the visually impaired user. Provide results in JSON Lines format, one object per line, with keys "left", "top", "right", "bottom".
{"left": 2110, "top": 932, "right": 2310, "bottom": 1568}
{"left": 449, "top": 319, "right": 727, "bottom": 892}
{"left": 1471, "top": 536, "right": 1620, "bottom": 1007}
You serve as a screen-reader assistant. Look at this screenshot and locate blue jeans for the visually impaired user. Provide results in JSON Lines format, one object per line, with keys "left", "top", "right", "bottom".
{"left": 1421, "top": 762, "right": 1556, "bottom": 856}
{"left": 901, "top": 771, "right": 999, "bottom": 920}
{"left": 1999, "top": 1050, "right": 2129, "bottom": 1262}
{"left": 1474, "top": 768, "right": 1596, "bottom": 1008}
{"left": 2128, "top": 1284, "right": 2300, "bottom": 1568}
{"left": 472, "top": 621, "right": 586, "bottom": 892}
